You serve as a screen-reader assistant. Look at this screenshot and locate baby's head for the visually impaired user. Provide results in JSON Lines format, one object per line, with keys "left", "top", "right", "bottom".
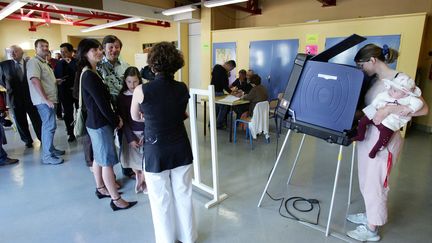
{"left": 384, "top": 73, "right": 421, "bottom": 99}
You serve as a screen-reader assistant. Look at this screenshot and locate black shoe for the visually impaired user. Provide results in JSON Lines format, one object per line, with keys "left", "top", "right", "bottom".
{"left": 95, "top": 187, "right": 110, "bottom": 199}
{"left": 68, "top": 135, "right": 76, "bottom": 142}
{"left": 110, "top": 197, "right": 137, "bottom": 211}
{"left": 0, "top": 158, "right": 19, "bottom": 166}
{"left": 95, "top": 186, "right": 122, "bottom": 199}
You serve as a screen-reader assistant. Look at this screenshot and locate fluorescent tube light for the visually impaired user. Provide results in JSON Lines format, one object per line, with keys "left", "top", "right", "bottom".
{"left": 203, "top": 0, "right": 248, "bottom": 8}
{"left": 162, "top": 5, "right": 197, "bottom": 16}
{"left": 21, "top": 16, "right": 73, "bottom": 25}
{"left": 81, "top": 17, "right": 143, "bottom": 33}
{"left": 0, "top": 0, "right": 27, "bottom": 20}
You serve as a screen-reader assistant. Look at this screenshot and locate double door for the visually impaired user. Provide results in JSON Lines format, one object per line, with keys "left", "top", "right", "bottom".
{"left": 249, "top": 39, "right": 299, "bottom": 100}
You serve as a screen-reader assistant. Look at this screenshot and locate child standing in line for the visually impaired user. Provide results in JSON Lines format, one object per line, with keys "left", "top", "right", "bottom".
{"left": 117, "top": 66, "right": 146, "bottom": 193}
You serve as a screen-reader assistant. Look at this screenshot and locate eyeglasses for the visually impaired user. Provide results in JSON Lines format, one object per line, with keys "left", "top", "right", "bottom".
{"left": 356, "top": 59, "right": 371, "bottom": 69}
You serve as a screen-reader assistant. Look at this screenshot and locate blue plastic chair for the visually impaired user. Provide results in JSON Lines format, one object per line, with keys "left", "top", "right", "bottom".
{"left": 233, "top": 116, "right": 254, "bottom": 149}
{"left": 233, "top": 101, "right": 270, "bottom": 150}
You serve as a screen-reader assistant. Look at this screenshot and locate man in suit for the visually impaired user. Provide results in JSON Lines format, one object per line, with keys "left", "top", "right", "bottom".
{"left": 0, "top": 45, "right": 41, "bottom": 148}
{"left": 54, "top": 43, "right": 78, "bottom": 142}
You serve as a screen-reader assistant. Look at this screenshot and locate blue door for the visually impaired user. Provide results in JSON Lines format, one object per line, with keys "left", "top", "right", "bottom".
{"left": 250, "top": 39, "right": 299, "bottom": 100}
{"left": 269, "top": 39, "right": 299, "bottom": 100}
{"left": 249, "top": 40, "right": 273, "bottom": 94}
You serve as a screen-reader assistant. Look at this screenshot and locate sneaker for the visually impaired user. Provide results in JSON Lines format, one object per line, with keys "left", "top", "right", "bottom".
{"left": 52, "top": 149, "right": 65, "bottom": 156}
{"left": 347, "top": 225, "right": 380, "bottom": 242}
{"left": 42, "top": 156, "right": 64, "bottom": 165}
{"left": 347, "top": 213, "right": 368, "bottom": 225}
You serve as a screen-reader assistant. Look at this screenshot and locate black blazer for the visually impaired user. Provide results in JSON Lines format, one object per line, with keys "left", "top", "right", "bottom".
{"left": 0, "top": 59, "right": 33, "bottom": 108}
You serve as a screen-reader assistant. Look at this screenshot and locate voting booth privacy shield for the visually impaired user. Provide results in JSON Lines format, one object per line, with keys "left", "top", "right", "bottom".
{"left": 277, "top": 34, "right": 367, "bottom": 146}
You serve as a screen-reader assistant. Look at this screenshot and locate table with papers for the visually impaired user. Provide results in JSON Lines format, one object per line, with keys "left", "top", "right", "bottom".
{"left": 201, "top": 95, "right": 249, "bottom": 142}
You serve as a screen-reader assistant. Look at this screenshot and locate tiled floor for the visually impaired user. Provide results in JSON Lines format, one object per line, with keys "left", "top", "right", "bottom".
{"left": 0, "top": 116, "right": 431, "bottom": 243}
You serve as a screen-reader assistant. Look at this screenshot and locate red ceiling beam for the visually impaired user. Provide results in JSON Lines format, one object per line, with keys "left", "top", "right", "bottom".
{"left": 228, "top": 0, "right": 261, "bottom": 15}
{"left": 317, "top": 0, "right": 336, "bottom": 7}
{"left": 0, "top": 2, "right": 170, "bottom": 28}
{"left": 7, "top": 15, "right": 141, "bottom": 32}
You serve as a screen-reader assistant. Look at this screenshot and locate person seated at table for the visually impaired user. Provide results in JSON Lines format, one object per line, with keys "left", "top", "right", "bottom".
{"left": 234, "top": 74, "right": 268, "bottom": 118}
{"left": 230, "top": 69, "right": 252, "bottom": 94}
{"left": 246, "top": 69, "right": 254, "bottom": 82}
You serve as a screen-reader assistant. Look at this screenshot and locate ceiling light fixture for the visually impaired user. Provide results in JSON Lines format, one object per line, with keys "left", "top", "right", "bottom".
{"left": 203, "top": 0, "right": 248, "bottom": 8}
{"left": 0, "top": 0, "right": 27, "bottom": 20}
{"left": 20, "top": 16, "right": 73, "bottom": 25}
{"left": 162, "top": 5, "right": 198, "bottom": 16}
{"left": 81, "top": 16, "right": 143, "bottom": 33}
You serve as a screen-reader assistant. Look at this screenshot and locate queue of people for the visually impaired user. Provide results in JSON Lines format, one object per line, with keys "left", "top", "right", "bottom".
{"left": 0, "top": 36, "right": 196, "bottom": 243}
{"left": 0, "top": 36, "right": 429, "bottom": 243}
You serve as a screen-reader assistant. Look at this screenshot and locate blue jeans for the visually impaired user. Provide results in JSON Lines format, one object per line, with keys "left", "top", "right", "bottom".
{"left": 215, "top": 92, "right": 228, "bottom": 127}
{"left": 36, "top": 104, "right": 57, "bottom": 160}
{"left": 0, "top": 124, "right": 7, "bottom": 163}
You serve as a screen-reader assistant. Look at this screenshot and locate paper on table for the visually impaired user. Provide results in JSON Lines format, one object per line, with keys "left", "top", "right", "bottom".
{"left": 219, "top": 95, "right": 240, "bottom": 103}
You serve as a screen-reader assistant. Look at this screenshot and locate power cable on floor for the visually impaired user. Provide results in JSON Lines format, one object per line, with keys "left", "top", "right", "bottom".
{"left": 268, "top": 126, "right": 321, "bottom": 225}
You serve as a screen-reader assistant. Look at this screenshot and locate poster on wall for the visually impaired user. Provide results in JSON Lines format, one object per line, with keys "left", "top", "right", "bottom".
{"left": 4, "top": 48, "right": 11, "bottom": 60}
{"left": 305, "top": 44, "right": 318, "bottom": 55}
{"left": 325, "top": 35, "right": 401, "bottom": 69}
{"left": 213, "top": 42, "right": 236, "bottom": 85}
{"left": 306, "top": 34, "right": 319, "bottom": 44}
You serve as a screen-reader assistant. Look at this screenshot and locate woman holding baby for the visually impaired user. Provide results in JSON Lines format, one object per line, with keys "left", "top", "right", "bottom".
{"left": 346, "top": 44, "right": 428, "bottom": 241}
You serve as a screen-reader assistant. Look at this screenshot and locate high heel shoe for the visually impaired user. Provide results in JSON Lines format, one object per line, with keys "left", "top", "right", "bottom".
{"left": 95, "top": 186, "right": 122, "bottom": 199}
{"left": 95, "top": 186, "right": 110, "bottom": 199}
{"left": 110, "top": 197, "right": 137, "bottom": 211}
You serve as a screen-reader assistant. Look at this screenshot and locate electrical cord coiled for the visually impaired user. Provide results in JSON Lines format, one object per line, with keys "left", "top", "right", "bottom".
{"left": 266, "top": 191, "right": 321, "bottom": 225}
{"left": 268, "top": 129, "right": 321, "bottom": 225}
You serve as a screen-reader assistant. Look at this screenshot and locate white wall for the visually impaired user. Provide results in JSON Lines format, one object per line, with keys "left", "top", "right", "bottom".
{"left": 188, "top": 23, "right": 201, "bottom": 89}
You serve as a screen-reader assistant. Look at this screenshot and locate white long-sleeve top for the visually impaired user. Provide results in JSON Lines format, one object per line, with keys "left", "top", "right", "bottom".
{"left": 363, "top": 91, "right": 423, "bottom": 131}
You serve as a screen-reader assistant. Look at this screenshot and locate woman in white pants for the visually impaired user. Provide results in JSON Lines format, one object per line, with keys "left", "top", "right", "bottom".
{"left": 131, "top": 42, "right": 197, "bottom": 243}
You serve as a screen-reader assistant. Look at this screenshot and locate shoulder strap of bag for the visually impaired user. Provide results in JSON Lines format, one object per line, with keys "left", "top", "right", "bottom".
{"left": 78, "top": 66, "right": 90, "bottom": 108}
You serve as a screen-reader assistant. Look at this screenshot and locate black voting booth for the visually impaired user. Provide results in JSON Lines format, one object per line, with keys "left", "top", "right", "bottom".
{"left": 258, "top": 34, "right": 367, "bottom": 239}
{"left": 276, "top": 34, "right": 366, "bottom": 145}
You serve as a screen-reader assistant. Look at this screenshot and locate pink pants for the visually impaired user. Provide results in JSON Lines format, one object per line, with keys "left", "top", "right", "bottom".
{"left": 356, "top": 125, "right": 403, "bottom": 226}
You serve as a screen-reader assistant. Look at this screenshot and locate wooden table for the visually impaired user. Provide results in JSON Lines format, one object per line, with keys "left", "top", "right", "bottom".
{"left": 202, "top": 95, "right": 249, "bottom": 142}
